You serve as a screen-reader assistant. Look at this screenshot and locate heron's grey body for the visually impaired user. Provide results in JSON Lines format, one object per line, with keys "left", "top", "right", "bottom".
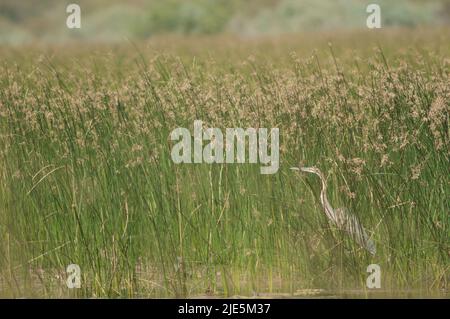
{"left": 291, "top": 166, "right": 376, "bottom": 255}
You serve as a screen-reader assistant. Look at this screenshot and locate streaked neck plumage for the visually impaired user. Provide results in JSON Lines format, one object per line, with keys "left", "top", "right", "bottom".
{"left": 312, "top": 171, "right": 338, "bottom": 225}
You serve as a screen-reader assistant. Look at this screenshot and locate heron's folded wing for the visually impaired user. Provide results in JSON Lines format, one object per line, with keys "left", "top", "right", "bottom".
{"left": 337, "top": 208, "right": 376, "bottom": 255}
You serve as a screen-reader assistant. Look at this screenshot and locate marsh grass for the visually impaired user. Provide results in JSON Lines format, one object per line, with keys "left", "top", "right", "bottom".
{"left": 0, "top": 29, "right": 448, "bottom": 298}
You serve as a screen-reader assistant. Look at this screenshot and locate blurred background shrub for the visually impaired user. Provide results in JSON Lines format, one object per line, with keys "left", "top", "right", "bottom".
{"left": 0, "top": 0, "right": 449, "bottom": 43}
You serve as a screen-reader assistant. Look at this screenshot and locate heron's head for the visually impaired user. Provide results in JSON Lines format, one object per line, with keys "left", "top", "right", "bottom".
{"left": 290, "top": 166, "right": 324, "bottom": 180}
{"left": 300, "top": 167, "right": 322, "bottom": 175}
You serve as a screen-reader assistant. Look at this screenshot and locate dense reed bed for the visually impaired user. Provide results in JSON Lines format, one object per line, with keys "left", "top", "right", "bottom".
{"left": 0, "top": 29, "right": 448, "bottom": 297}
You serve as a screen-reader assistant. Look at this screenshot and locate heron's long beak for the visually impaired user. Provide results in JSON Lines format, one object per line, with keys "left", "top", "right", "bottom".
{"left": 291, "top": 167, "right": 313, "bottom": 173}
{"left": 291, "top": 166, "right": 318, "bottom": 175}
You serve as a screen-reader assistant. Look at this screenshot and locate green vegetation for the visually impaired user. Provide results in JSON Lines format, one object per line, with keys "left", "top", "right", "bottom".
{"left": 0, "top": 29, "right": 449, "bottom": 298}
{"left": 0, "top": 0, "right": 449, "bottom": 43}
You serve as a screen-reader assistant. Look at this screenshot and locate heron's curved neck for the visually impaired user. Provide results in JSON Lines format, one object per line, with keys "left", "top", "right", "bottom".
{"left": 317, "top": 173, "right": 336, "bottom": 223}
{"left": 319, "top": 176, "right": 328, "bottom": 207}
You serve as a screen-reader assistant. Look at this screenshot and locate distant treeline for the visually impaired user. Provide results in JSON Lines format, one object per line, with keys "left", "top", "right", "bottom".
{"left": 1, "top": 0, "right": 449, "bottom": 43}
